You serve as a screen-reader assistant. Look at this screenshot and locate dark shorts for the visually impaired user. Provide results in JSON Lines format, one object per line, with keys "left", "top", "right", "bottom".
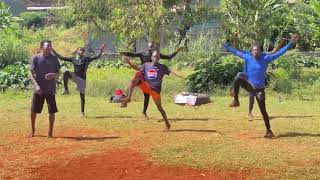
{"left": 31, "top": 93, "right": 58, "bottom": 114}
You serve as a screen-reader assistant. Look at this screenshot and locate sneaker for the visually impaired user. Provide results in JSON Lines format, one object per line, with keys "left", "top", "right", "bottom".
{"left": 264, "top": 130, "right": 275, "bottom": 139}
{"left": 229, "top": 100, "right": 240, "bottom": 107}
{"left": 62, "top": 90, "right": 70, "bottom": 95}
{"left": 80, "top": 112, "right": 85, "bottom": 118}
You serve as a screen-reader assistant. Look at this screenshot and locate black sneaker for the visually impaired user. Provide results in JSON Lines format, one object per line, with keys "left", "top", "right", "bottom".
{"left": 229, "top": 100, "right": 240, "bottom": 107}
{"left": 264, "top": 130, "right": 275, "bottom": 138}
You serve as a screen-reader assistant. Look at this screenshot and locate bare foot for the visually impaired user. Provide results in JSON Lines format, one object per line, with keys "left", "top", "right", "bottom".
{"left": 164, "top": 123, "right": 171, "bottom": 131}
{"left": 248, "top": 113, "right": 253, "bottom": 121}
{"left": 30, "top": 133, "right": 35, "bottom": 138}
{"left": 142, "top": 113, "right": 149, "bottom": 120}
{"left": 229, "top": 100, "right": 240, "bottom": 107}
{"left": 120, "top": 97, "right": 131, "bottom": 108}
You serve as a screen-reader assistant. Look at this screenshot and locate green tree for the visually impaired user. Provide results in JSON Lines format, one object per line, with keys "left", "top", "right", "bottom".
{"left": 0, "top": 2, "right": 27, "bottom": 68}
{"left": 310, "top": 0, "right": 320, "bottom": 48}
{"left": 68, "top": 0, "right": 217, "bottom": 49}
{"left": 282, "top": 1, "right": 320, "bottom": 51}
{"left": 0, "top": 1, "right": 14, "bottom": 29}
{"left": 221, "top": 0, "right": 289, "bottom": 49}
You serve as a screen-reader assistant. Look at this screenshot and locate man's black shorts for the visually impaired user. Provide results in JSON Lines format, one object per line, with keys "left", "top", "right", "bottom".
{"left": 31, "top": 93, "right": 58, "bottom": 114}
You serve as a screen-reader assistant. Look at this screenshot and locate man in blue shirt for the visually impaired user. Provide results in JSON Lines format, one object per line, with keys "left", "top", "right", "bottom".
{"left": 224, "top": 34, "right": 298, "bottom": 138}
{"left": 231, "top": 33, "right": 287, "bottom": 121}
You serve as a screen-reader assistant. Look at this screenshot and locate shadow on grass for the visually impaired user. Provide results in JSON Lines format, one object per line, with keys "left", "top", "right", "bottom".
{"left": 277, "top": 132, "right": 320, "bottom": 138}
{"left": 269, "top": 115, "right": 316, "bottom": 120}
{"left": 86, "top": 115, "right": 136, "bottom": 119}
{"left": 157, "top": 117, "right": 228, "bottom": 122}
{"left": 170, "top": 129, "right": 224, "bottom": 134}
{"left": 87, "top": 116, "right": 225, "bottom": 122}
{"left": 54, "top": 136, "right": 121, "bottom": 141}
{"left": 144, "top": 129, "right": 224, "bottom": 135}
{"left": 169, "top": 118, "right": 209, "bottom": 122}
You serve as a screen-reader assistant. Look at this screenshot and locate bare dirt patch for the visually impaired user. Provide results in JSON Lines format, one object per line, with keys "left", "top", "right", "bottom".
{"left": 37, "top": 148, "right": 248, "bottom": 180}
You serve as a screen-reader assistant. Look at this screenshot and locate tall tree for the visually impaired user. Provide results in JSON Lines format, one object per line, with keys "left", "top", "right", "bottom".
{"left": 69, "top": 0, "right": 217, "bottom": 49}
{"left": 221, "top": 0, "right": 289, "bottom": 49}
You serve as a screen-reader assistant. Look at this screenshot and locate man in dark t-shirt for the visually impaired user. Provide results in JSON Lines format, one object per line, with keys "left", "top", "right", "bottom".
{"left": 122, "top": 49, "right": 184, "bottom": 130}
{"left": 53, "top": 44, "right": 106, "bottom": 117}
{"left": 30, "top": 40, "right": 61, "bottom": 138}
{"left": 120, "top": 43, "right": 184, "bottom": 119}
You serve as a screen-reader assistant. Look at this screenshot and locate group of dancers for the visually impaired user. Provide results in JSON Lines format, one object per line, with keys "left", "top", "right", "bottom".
{"left": 29, "top": 33, "right": 298, "bottom": 138}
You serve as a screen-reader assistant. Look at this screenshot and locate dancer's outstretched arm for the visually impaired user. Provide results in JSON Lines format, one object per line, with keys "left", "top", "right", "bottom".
{"left": 89, "top": 43, "right": 107, "bottom": 62}
{"left": 160, "top": 47, "right": 185, "bottom": 60}
{"left": 123, "top": 56, "right": 140, "bottom": 71}
{"left": 170, "top": 70, "right": 185, "bottom": 79}
{"left": 52, "top": 49, "right": 73, "bottom": 62}
{"left": 265, "top": 34, "right": 298, "bottom": 62}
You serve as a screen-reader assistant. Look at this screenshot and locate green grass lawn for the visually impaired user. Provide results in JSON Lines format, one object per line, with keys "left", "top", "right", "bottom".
{"left": 0, "top": 88, "right": 319, "bottom": 179}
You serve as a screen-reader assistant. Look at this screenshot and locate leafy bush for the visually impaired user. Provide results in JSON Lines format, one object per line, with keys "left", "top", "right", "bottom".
{"left": 90, "top": 59, "right": 126, "bottom": 69}
{"left": 0, "top": 62, "right": 31, "bottom": 92}
{"left": 0, "top": 24, "right": 29, "bottom": 68}
{"left": 0, "top": 1, "right": 18, "bottom": 29}
{"left": 274, "top": 53, "right": 303, "bottom": 79}
{"left": 295, "top": 55, "right": 320, "bottom": 68}
{"left": 186, "top": 55, "right": 243, "bottom": 93}
{"left": 19, "top": 11, "right": 48, "bottom": 28}
{"left": 167, "top": 33, "right": 222, "bottom": 69}
{"left": 270, "top": 61, "right": 320, "bottom": 100}
{"left": 50, "top": 6, "right": 77, "bottom": 28}
{"left": 22, "top": 26, "right": 83, "bottom": 55}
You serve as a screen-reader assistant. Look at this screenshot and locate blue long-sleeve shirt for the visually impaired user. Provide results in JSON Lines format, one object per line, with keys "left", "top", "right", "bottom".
{"left": 224, "top": 42, "right": 292, "bottom": 89}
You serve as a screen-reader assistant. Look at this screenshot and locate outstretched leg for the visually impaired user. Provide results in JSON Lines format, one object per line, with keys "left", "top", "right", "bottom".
{"left": 153, "top": 97, "right": 170, "bottom": 130}
{"left": 62, "top": 71, "right": 72, "bottom": 94}
{"left": 121, "top": 72, "right": 143, "bottom": 107}
{"left": 229, "top": 73, "right": 255, "bottom": 107}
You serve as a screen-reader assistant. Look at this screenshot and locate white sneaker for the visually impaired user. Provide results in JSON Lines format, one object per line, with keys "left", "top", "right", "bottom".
{"left": 80, "top": 112, "right": 85, "bottom": 118}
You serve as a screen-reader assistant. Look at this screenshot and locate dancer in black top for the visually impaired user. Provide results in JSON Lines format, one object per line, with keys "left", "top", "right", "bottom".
{"left": 53, "top": 44, "right": 106, "bottom": 117}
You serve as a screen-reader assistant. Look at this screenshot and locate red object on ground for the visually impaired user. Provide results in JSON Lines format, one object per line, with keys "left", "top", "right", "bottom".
{"left": 115, "top": 89, "right": 124, "bottom": 96}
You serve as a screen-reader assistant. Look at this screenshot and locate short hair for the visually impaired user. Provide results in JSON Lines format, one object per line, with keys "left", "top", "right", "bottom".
{"left": 151, "top": 48, "right": 160, "bottom": 57}
{"left": 252, "top": 42, "right": 263, "bottom": 52}
{"left": 40, "top": 40, "right": 52, "bottom": 48}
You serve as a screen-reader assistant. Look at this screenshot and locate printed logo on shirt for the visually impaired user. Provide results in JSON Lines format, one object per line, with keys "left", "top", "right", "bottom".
{"left": 147, "top": 69, "right": 158, "bottom": 79}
